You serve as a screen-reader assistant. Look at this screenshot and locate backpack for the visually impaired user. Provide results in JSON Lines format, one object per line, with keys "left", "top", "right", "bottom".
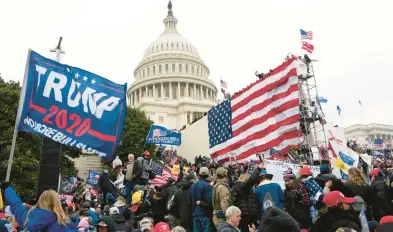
{"left": 213, "top": 183, "right": 235, "bottom": 208}
{"left": 167, "top": 187, "right": 179, "bottom": 211}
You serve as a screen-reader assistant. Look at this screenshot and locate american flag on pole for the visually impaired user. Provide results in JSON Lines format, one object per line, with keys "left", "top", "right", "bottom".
{"left": 208, "top": 57, "right": 302, "bottom": 164}
{"left": 149, "top": 160, "right": 178, "bottom": 186}
{"left": 300, "top": 29, "right": 313, "bottom": 40}
{"left": 374, "top": 139, "right": 383, "bottom": 148}
{"left": 220, "top": 79, "right": 228, "bottom": 89}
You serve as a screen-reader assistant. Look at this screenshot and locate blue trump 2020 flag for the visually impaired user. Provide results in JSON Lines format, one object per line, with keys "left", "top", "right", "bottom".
{"left": 16, "top": 50, "right": 127, "bottom": 160}
{"left": 146, "top": 125, "right": 181, "bottom": 146}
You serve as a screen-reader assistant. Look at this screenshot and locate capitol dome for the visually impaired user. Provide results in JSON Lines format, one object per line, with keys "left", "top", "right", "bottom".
{"left": 128, "top": 1, "right": 218, "bottom": 130}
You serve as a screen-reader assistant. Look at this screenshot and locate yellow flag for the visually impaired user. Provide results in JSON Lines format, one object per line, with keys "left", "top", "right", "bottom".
{"left": 334, "top": 155, "right": 348, "bottom": 171}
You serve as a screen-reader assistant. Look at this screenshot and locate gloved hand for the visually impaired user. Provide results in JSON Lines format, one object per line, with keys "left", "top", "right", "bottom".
{"left": 0, "top": 181, "right": 11, "bottom": 191}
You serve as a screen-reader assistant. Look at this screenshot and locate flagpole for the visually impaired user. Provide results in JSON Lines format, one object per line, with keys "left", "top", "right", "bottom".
{"left": 359, "top": 102, "right": 365, "bottom": 124}
{"left": 6, "top": 50, "right": 32, "bottom": 181}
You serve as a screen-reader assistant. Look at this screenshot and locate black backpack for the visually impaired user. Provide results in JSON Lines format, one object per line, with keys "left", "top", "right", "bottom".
{"left": 167, "top": 187, "right": 179, "bottom": 211}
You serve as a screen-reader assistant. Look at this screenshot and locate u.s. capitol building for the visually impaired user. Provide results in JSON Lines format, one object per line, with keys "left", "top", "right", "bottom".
{"left": 127, "top": 1, "right": 218, "bottom": 130}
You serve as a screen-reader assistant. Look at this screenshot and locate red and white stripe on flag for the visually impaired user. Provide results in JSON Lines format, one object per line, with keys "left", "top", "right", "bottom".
{"left": 150, "top": 168, "right": 178, "bottom": 186}
{"left": 301, "top": 42, "right": 314, "bottom": 53}
{"left": 301, "top": 31, "right": 313, "bottom": 40}
{"left": 210, "top": 57, "right": 303, "bottom": 164}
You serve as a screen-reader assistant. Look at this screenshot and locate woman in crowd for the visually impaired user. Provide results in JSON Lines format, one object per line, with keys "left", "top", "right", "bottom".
{"left": 232, "top": 164, "right": 262, "bottom": 232}
{"left": 344, "top": 167, "right": 374, "bottom": 220}
{"left": 2, "top": 182, "right": 78, "bottom": 231}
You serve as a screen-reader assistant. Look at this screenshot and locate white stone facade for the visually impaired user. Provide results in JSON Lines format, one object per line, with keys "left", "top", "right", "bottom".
{"left": 344, "top": 123, "right": 393, "bottom": 145}
{"left": 127, "top": 3, "right": 217, "bottom": 129}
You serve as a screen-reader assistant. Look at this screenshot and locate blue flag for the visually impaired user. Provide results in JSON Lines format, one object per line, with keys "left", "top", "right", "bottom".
{"left": 16, "top": 50, "right": 127, "bottom": 160}
{"left": 146, "top": 125, "right": 182, "bottom": 146}
{"left": 87, "top": 170, "right": 101, "bottom": 188}
{"left": 318, "top": 97, "right": 328, "bottom": 103}
{"left": 336, "top": 105, "right": 341, "bottom": 116}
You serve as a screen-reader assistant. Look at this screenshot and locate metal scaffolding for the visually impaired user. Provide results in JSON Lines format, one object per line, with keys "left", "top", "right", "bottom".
{"left": 298, "top": 56, "right": 328, "bottom": 164}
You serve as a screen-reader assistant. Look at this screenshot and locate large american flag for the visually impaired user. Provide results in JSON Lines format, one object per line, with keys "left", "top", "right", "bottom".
{"left": 149, "top": 160, "right": 178, "bottom": 186}
{"left": 208, "top": 57, "right": 302, "bottom": 164}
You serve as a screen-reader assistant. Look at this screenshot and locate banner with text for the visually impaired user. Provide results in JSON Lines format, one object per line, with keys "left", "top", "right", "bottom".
{"left": 87, "top": 170, "right": 101, "bottom": 188}
{"left": 263, "top": 159, "right": 320, "bottom": 189}
{"left": 16, "top": 50, "right": 127, "bottom": 160}
{"left": 329, "top": 137, "right": 359, "bottom": 180}
{"left": 146, "top": 125, "right": 181, "bottom": 146}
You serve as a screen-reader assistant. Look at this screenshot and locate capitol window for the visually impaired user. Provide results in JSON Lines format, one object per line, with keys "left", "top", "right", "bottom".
{"left": 143, "top": 69, "right": 145, "bottom": 77}
{"left": 192, "top": 66, "right": 194, "bottom": 74}
{"left": 179, "top": 64, "right": 182, "bottom": 72}
{"left": 172, "top": 63, "right": 175, "bottom": 72}
{"left": 159, "top": 116, "right": 164, "bottom": 123}
{"left": 148, "top": 67, "right": 150, "bottom": 76}
{"left": 159, "top": 65, "right": 162, "bottom": 73}
{"left": 153, "top": 66, "right": 156, "bottom": 75}
{"left": 197, "top": 67, "right": 199, "bottom": 75}
{"left": 185, "top": 64, "right": 188, "bottom": 73}
{"left": 166, "top": 64, "right": 169, "bottom": 72}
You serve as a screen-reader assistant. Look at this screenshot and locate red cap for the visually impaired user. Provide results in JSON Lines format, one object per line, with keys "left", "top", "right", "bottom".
{"left": 144, "top": 151, "right": 150, "bottom": 157}
{"left": 323, "top": 191, "right": 355, "bottom": 208}
{"left": 380, "top": 215, "right": 393, "bottom": 225}
{"left": 300, "top": 167, "right": 311, "bottom": 176}
{"left": 370, "top": 168, "right": 380, "bottom": 177}
{"left": 154, "top": 222, "right": 170, "bottom": 232}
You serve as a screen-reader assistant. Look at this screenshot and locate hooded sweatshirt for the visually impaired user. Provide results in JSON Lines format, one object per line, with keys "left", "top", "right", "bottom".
{"left": 217, "top": 221, "right": 239, "bottom": 232}
{"left": 4, "top": 187, "right": 78, "bottom": 232}
{"left": 258, "top": 207, "right": 301, "bottom": 232}
{"left": 96, "top": 216, "right": 116, "bottom": 232}
{"left": 111, "top": 214, "right": 134, "bottom": 232}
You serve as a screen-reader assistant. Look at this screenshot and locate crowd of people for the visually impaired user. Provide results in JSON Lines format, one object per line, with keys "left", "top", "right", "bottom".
{"left": 2, "top": 148, "right": 393, "bottom": 232}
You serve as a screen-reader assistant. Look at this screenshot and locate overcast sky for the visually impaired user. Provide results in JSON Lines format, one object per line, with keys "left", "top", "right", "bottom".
{"left": 0, "top": 0, "right": 392, "bottom": 128}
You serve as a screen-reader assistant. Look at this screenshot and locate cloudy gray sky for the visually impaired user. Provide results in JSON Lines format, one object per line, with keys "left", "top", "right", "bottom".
{"left": 0, "top": 0, "right": 392, "bottom": 128}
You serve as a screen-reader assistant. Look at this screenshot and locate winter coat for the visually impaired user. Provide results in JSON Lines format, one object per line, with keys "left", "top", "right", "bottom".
{"left": 343, "top": 181, "right": 374, "bottom": 220}
{"left": 217, "top": 221, "right": 238, "bottom": 232}
{"left": 311, "top": 207, "right": 361, "bottom": 232}
{"left": 125, "top": 161, "right": 135, "bottom": 181}
{"left": 255, "top": 180, "right": 285, "bottom": 215}
{"left": 284, "top": 182, "right": 311, "bottom": 229}
{"left": 212, "top": 178, "right": 231, "bottom": 215}
{"left": 111, "top": 214, "right": 134, "bottom": 232}
{"left": 188, "top": 177, "right": 213, "bottom": 217}
{"left": 371, "top": 178, "right": 393, "bottom": 220}
{"left": 96, "top": 216, "right": 117, "bottom": 232}
{"left": 114, "top": 173, "right": 125, "bottom": 189}
{"left": 100, "top": 173, "right": 116, "bottom": 195}
{"left": 174, "top": 180, "right": 193, "bottom": 224}
{"left": 4, "top": 187, "right": 78, "bottom": 232}
{"left": 232, "top": 167, "right": 260, "bottom": 216}
{"left": 150, "top": 193, "right": 167, "bottom": 223}
{"left": 134, "top": 157, "right": 152, "bottom": 180}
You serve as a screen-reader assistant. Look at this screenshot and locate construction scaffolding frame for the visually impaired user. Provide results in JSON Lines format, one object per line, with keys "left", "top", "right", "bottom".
{"left": 298, "top": 56, "right": 328, "bottom": 164}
